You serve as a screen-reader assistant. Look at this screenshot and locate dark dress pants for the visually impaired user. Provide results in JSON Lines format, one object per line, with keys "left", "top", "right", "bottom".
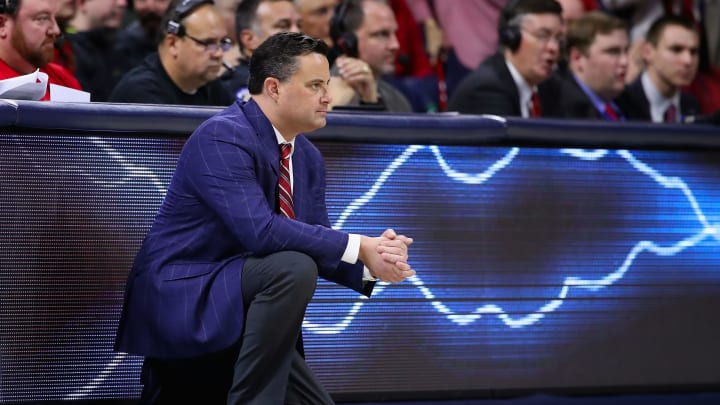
{"left": 139, "top": 251, "right": 335, "bottom": 405}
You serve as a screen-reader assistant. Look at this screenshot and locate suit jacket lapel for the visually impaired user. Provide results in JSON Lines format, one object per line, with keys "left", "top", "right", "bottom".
{"left": 488, "top": 54, "right": 521, "bottom": 116}
{"left": 241, "top": 99, "right": 281, "bottom": 177}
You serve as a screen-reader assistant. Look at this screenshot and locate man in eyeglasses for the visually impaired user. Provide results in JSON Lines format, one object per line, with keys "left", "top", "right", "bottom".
{"left": 448, "top": 0, "right": 564, "bottom": 117}
{"left": 109, "top": 0, "right": 234, "bottom": 106}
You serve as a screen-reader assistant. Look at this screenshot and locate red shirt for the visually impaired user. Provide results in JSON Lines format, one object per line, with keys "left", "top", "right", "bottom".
{"left": 0, "top": 58, "right": 82, "bottom": 100}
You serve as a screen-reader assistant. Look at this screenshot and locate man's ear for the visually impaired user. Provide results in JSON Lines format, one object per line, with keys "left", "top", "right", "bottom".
{"left": 569, "top": 47, "right": 584, "bottom": 72}
{"left": 165, "top": 35, "right": 181, "bottom": 57}
{"left": 264, "top": 77, "right": 280, "bottom": 100}
{"left": 641, "top": 39, "right": 653, "bottom": 64}
{"left": 0, "top": 14, "right": 10, "bottom": 36}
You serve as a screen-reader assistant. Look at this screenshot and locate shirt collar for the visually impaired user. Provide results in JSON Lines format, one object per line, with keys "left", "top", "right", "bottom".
{"left": 273, "top": 126, "right": 295, "bottom": 157}
{"left": 573, "top": 73, "right": 623, "bottom": 119}
{"left": 641, "top": 71, "right": 680, "bottom": 123}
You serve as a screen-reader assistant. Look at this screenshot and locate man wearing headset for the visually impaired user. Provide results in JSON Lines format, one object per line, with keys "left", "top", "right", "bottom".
{"left": 448, "top": 0, "right": 564, "bottom": 117}
{"left": 0, "top": 0, "right": 81, "bottom": 100}
{"left": 109, "top": 0, "right": 234, "bottom": 105}
{"left": 327, "top": 0, "right": 412, "bottom": 112}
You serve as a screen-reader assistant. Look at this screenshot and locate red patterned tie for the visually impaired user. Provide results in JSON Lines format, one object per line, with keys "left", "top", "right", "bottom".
{"left": 664, "top": 104, "right": 678, "bottom": 123}
{"left": 604, "top": 103, "right": 619, "bottom": 121}
{"left": 530, "top": 91, "right": 542, "bottom": 117}
{"left": 278, "top": 143, "right": 294, "bottom": 219}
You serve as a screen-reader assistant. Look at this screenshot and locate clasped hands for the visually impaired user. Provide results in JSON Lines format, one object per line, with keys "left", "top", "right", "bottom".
{"left": 359, "top": 229, "right": 415, "bottom": 283}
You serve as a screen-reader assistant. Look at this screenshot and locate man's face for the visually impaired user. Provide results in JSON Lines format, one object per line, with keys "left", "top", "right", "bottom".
{"left": 83, "top": 0, "right": 127, "bottom": 29}
{"left": 9, "top": 0, "right": 61, "bottom": 68}
{"left": 645, "top": 25, "right": 699, "bottom": 89}
{"left": 573, "top": 29, "right": 629, "bottom": 100}
{"left": 248, "top": 1, "right": 300, "bottom": 50}
{"left": 557, "top": 0, "right": 584, "bottom": 34}
{"left": 133, "top": 0, "right": 171, "bottom": 33}
{"left": 55, "top": 0, "right": 76, "bottom": 22}
{"left": 277, "top": 52, "right": 331, "bottom": 134}
{"left": 356, "top": 0, "right": 398, "bottom": 76}
{"left": 174, "top": 5, "right": 229, "bottom": 85}
{"left": 214, "top": 0, "right": 241, "bottom": 40}
{"left": 510, "top": 13, "right": 563, "bottom": 85}
{"left": 295, "top": 0, "right": 335, "bottom": 46}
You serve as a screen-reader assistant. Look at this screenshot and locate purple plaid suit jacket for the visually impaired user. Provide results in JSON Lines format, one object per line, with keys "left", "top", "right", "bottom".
{"left": 115, "top": 99, "right": 371, "bottom": 359}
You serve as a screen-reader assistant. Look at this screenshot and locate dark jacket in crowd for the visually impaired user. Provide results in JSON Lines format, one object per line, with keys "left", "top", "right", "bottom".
{"left": 618, "top": 76, "right": 701, "bottom": 122}
{"left": 109, "top": 52, "right": 235, "bottom": 107}
{"left": 68, "top": 28, "right": 124, "bottom": 102}
{"left": 448, "top": 53, "right": 563, "bottom": 117}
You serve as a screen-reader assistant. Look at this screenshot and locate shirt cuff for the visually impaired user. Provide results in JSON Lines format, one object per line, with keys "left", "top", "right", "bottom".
{"left": 342, "top": 233, "right": 361, "bottom": 264}
{"left": 343, "top": 234, "right": 378, "bottom": 281}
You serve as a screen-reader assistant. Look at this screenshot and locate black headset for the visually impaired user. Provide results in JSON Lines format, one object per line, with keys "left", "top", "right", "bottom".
{"left": 166, "top": 0, "right": 214, "bottom": 36}
{"left": 329, "top": 0, "right": 359, "bottom": 58}
{"left": 0, "top": 0, "right": 18, "bottom": 15}
{"left": 498, "top": 0, "right": 523, "bottom": 52}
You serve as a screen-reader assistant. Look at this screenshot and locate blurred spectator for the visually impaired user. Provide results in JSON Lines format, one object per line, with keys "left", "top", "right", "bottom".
{"left": 619, "top": 14, "right": 700, "bottom": 123}
{"left": 383, "top": 0, "right": 436, "bottom": 111}
{"left": 0, "top": 0, "right": 82, "bottom": 100}
{"left": 557, "top": 0, "right": 586, "bottom": 28}
{"left": 600, "top": 1, "right": 702, "bottom": 78}
{"left": 408, "top": 0, "right": 508, "bottom": 101}
{"left": 109, "top": 0, "right": 234, "bottom": 106}
{"left": 388, "top": 0, "right": 429, "bottom": 77}
{"left": 555, "top": 0, "right": 589, "bottom": 75}
{"left": 560, "top": 11, "right": 629, "bottom": 120}
{"left": 328, "top": 0, "right": 412, "bottom": 112}
{"left": 448, "top": 0, "right": 563, "bottom": 117}
{"left": 53, "top": 0, "right": 77, "bottom": 72}
{"left": 294, "top": 0, "right": 336, "bottom": 46}
{"left": 113, "top": 0, "right": 172, "bottom": 81}
{"left": 67, "top": 0, "right": 127, "bottom": 101}
{"left": 222, "top": 0, "right": 300, "bottom": 99}
{"left": 214, "top": 0, "right": 242, "bottom": 74}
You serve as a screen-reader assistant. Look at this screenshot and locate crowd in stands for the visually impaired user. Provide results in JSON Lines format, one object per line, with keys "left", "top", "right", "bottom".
{"left": 0, "top": 0, "right": 718, "bottom": 122}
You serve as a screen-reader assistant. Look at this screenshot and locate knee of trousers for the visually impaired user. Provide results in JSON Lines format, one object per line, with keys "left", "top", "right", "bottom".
{"left": 274, "top": 251, "right": 318, "bottom": 301}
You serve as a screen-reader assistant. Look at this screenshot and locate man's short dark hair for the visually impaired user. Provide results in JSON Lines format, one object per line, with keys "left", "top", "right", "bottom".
{"left": 0, "top": 0, "right": 19, "bottom": 16}
{"left": 566, "top": 11, "right": 627, "bottom": 55}
{"left": 247, "top": 32, "right": 329, "bottom": 94}
{"left": 235, "top": 0, "right": 296, "bottom": 53}
{"left": 235, "top": 0, "right": 262, "bottom": 44}
{"left": 645, "top": 14, "right": 697, "bottom": 46}
{"left": 160, "top": 0, "right": 213, "bottom": 38}
{"left": 498, "top": 0, "right": 563, "bottom": 51}
{"left": 501, "top": 0, "right": 563, "bottom": 30}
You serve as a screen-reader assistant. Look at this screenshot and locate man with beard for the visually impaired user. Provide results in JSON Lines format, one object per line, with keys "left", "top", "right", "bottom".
{"left": 0, "top": 0, "right": 82, "bottom": 100}
{"left": 113, "top": 0, "right": 172, "bottom": 80}
{"left": 67, "top": 0, "right": 127, "bottom": 101}
{"left": 109, "top": 0, "right": 234, "bottom": 105}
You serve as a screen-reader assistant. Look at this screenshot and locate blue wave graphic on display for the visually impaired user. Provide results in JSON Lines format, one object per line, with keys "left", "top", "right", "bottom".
{"left": 302, "top": 146, "right": 720, "bottom": 333}
{"left": 64, "top": 142, "right": 719, "bottom": 399}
